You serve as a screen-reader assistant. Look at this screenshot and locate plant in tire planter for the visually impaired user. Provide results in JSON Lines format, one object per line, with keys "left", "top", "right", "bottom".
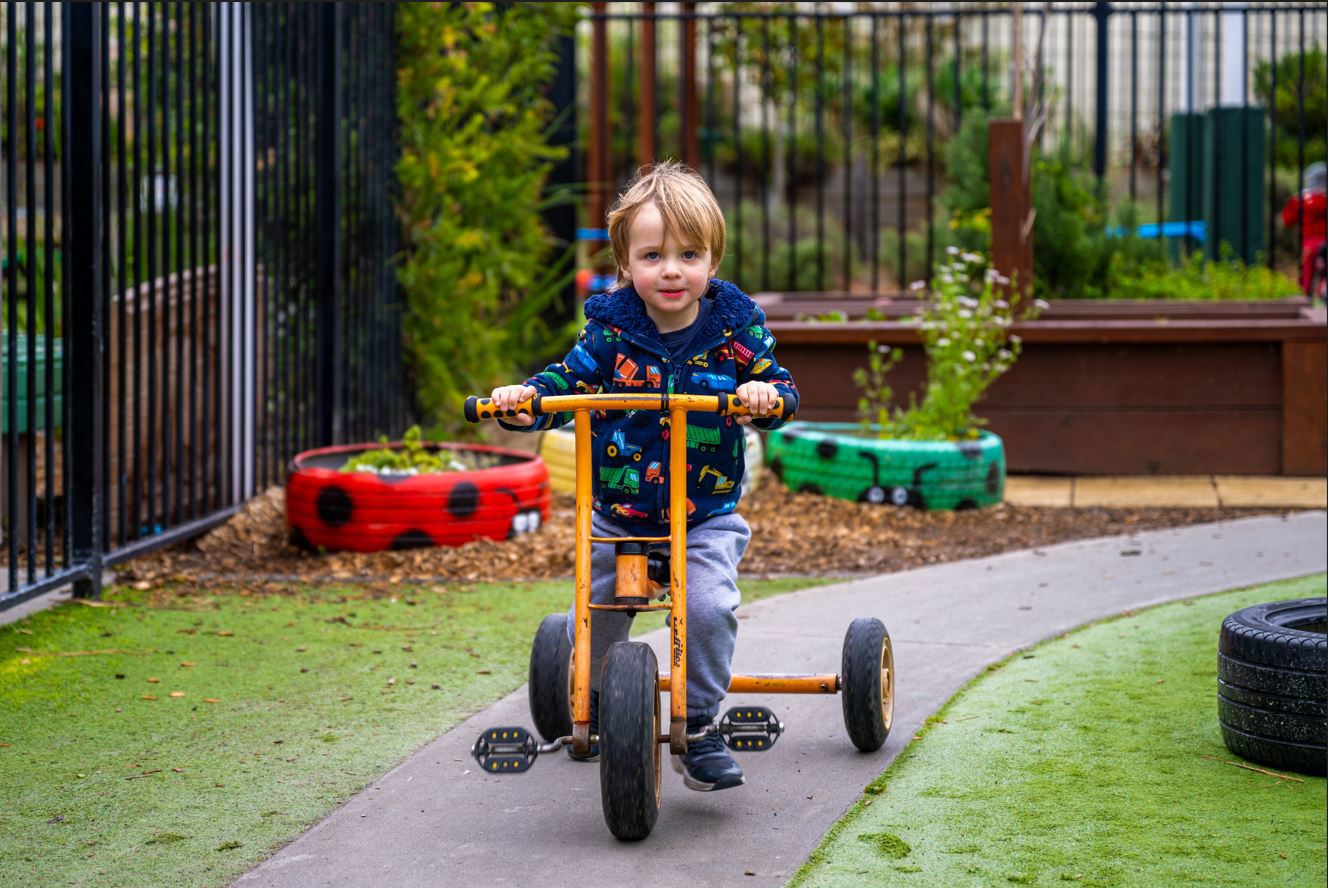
{"left": 285, "top": 427, "right": 551, "bottom": 552}
{"left": 767, "top": 250, "right": 1042, "bottom": 509}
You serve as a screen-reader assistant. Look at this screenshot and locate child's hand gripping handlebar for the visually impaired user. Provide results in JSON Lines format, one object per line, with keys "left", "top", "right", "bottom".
{"left": 464, "top": 392, "right": 788, "bottom": 423}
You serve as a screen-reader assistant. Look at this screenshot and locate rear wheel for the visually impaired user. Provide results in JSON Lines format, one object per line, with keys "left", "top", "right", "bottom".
{"left": 528, "top": 614, "right": 573, "bottom": 742}
{"left": 599, "top": 642, "right": 661, "bottom": 841}
{"left": 841, "top": 618, "right": 894, "bottom": 752}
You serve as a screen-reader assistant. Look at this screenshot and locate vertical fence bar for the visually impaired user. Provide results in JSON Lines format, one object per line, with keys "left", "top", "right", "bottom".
{"left": 44, "top": 0, "right": 57, "bottom": 569}
{"left": 1156, "top": 9, "right": 1164, "bottom": 247}
{"left": 25, "top": 0, "right": 39, "bottom": 580}
{"left": 1093, "top": 1, "right": 1109, "bottom": 185}
{"left": 114, "top": 2, "right": 126, "bottom": 543}
{"left": 97, "top": 1, "right": 110, "bottom": 560}
{"left": 64, "top": 0, "right": 105, "bottom": 597}
{"left": 815, "top": 12, "right": 823, "bottom": 290}
{"left": 161, "top": 0, "right": 174, "bottom": 527}
{"left": 1296, "top": 8, "right": 1305, "bottom": 289}
{"left": 1210, "top": 9, "right": 1221, "bottom": 259}
{"left": 681, "top": 3, "right": 697, "bottom": 167}
{"left": 953, "top": 10, "right": 962, "bottom": 134}
{"left": 639, "top": 3, "right": 655, "bottom": 166}
{"left": 704, "top": 16, "right": 714, "bottom": 184}
{"left": 981, "top": 10, "right": 989, "bottom": 111}
{"left": 174, "top": 0, "right": 186, "bottom": 511}
{"left": 5, "top": 0, "right": 16, "bottom": 590}
{"left": 1240, "top": 6, "right": 1248, "bottom": 267}
{"left": 732, "top": 24, "right": 741, "bottom": 281}
{"left": 841, "top": 14, "right": 851, "bottom": 290}
{"left": 870, "top": 12, "right": 879, "bottom": 293}
{"left": 314, "top": 2, "right": 341, "bottom": 446}
{"left": 1129, "top": 10, "right": 1137, "bottom": 202}
{"left": 1267, "top": 12, "right": 1276, "bottom": 270}
{"left": 925, "top": 14, "right": 934, "bottom": 278}
{"left": 187, "top": 0, "right": 197, "bottom": 519}
{"left": 896, "top": 15, "right": 905, "bottom": 284}
{"left": 786, "top": 10, "right": 795, "bottom": 291}
{"left": 761, "top": 14, "right": 770, "bottom": 290}
{"left": 146, "top": 0, "right": 158, "bottom": 533}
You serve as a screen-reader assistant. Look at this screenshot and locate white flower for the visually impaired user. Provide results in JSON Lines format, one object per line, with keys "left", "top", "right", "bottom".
{"left": 962, "top": 350, "right": 976, "bottom": 362}
{"left": 958, "top": 296, "right": 978, "bottom": 308}
{"left": 1010, "top": 334, "right": 1022, "bottom": 345}
{"left": 937, "top": 337, "right": 950, "bottom": 347}
{"left": 910, "top": 280, "right": 926, "bottom": 291}
{"left": 994, "top": 299, "right": 1009, "bottom": 310}
{"left": 998, "top": 349, "right": 1013, "bottom": 360}
{"left": 962, "top": 251, "right": 983, "bottom": 264}
{"left": 946, "top": 245, "right": 960, "bottom": 256}
{"left": 957, "top": 309, "right": 972, "bottom": 319}
{"left": 995, "top": 274, "right": 1010, "bottom": 286}
{"left": 1035, "top": 298, "right": 1050, "bottom": 311}
{"left": 974, "top": 338, "right": 983, "bottom": 347}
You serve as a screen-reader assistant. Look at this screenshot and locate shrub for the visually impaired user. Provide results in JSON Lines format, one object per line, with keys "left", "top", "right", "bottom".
{"left": 396, "top": 3, "right": 579, "bottom": 438}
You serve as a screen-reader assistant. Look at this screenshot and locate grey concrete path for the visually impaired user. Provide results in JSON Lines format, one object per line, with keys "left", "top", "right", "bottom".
{"left": 237, "top": 512, "right": 1327, "bottom": 888}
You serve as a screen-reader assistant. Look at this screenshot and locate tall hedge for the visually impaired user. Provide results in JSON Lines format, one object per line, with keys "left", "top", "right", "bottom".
{"left": 395, "top": 3, "right": 578, "bottom": 436}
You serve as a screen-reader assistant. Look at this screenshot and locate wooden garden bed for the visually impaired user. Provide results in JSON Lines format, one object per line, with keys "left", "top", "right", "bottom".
{"left": 759, "top": 296, "right": 1327, "bottom": 477}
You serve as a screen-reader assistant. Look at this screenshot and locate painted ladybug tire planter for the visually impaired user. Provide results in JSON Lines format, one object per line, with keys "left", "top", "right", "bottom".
{"left": 538, "top": 424, "right": 765, "bottom": 499}
{"left": 285, "top": 442, "right": 551, "bottom": 552}
{"left": 765, "top": 423, "right": 1004, "bottom": 510}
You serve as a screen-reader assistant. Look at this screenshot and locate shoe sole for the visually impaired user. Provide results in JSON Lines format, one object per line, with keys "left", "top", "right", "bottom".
{"left": 671, "top": 754, "right": 745, "bottom": 792}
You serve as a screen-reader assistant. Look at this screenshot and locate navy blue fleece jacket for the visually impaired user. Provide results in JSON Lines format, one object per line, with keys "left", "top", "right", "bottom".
{"left": 513, "top": 279, "right": 799, "bottom": 532}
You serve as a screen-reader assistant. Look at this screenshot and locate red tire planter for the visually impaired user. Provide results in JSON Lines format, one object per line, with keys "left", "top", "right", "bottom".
{"left": 285, "top": 442, "right": 551, "bottom": 553}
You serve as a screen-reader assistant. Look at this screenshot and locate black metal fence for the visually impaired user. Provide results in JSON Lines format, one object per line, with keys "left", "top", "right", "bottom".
{"left": 581, "top": 2, "right": 1328, "bottom": 293}
{"left": 0, "top": 2, "right": 404, "bottom": 610}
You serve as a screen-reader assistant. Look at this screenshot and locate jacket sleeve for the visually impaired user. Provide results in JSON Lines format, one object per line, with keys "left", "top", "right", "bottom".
{"left": 734, "top": 323, "right": 800, "bottom": 430}
{"left": 497, "top": 323, "right": 609, "bottom": 432}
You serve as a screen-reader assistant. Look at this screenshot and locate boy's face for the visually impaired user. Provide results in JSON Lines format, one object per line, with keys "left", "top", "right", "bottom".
{"left": 620, "top": 201, "right": 717, "bottom": 334}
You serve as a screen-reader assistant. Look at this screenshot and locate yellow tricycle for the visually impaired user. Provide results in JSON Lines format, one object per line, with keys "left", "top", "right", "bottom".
{"left": 464, "top": 392, "right": 895, "bottom": 841}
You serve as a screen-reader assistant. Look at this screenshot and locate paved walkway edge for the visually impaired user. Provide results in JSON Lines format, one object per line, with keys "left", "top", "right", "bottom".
{"left": 237, "top": 512, "right": 1328, "bottom": 888}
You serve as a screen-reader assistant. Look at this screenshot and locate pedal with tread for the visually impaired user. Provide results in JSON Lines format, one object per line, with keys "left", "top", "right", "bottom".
{"left": 718, "top": 705, "right": 783, "bottom": 751}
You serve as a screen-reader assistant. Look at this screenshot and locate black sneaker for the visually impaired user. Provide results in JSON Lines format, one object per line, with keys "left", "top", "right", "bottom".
{"left": 671, "top": 722, "right": 745, "bottom": 791}
{"left": 566, "top": 689, "right": 600, "bottom": 762}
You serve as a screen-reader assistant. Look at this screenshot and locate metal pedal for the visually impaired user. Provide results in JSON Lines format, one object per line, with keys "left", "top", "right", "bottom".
{"left": 472, "top": 726, "right": 540, "bottom": 773}
{"left": 718, "top": 705, "right": 784, "bottom": 751}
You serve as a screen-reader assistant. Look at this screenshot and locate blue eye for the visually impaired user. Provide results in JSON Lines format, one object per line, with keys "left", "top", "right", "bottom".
{"left": 644, "top": 251, "right": 660, "bottom": 260}
{"left": 682, "top": 250, "right": 698, "bottom": 260}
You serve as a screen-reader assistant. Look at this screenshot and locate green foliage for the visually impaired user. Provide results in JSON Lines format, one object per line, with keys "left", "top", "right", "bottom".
{"left": 396, "top": 3, "right": 579, "bottom": 438}
{"left": 856, "top": 251, "right": 1042, "bottom": 440}
{"left": 341, "top": 425, "right": 452, "bottom": 474}
{"left": 1254, "top": 44, "right": 1327, "bottom": 172}
{"left": 1103, "top": 248, "right": 1304, "bottom": 301}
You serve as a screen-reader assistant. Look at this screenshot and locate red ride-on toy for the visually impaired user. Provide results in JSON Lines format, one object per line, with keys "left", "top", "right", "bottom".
{"left": 464, "top": 392, "right": 896, "bottom": 841}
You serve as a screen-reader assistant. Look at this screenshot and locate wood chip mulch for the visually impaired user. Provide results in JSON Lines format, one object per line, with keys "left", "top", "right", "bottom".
{"left": 113, "top": 481, "right": 1285, "bottom": 592}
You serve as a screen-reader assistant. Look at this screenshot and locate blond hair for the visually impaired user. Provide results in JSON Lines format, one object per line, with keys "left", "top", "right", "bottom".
{"left": 605, "top": 160, "right": 726, "bottom": 288}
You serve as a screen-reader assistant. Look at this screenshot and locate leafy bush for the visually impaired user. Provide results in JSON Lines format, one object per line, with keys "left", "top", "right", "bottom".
{"left": 396, "top": 3, "right": 579, "bottom": 438}
{"left": 1103, "top": 249, "right": 1304, "bottom": 301}
{"left": 856, "top": 250, "right": 1043, "bottom": 440}
{"left": 1254, "top": 45, "right": 1327, "bottom": 172}
{"left": 341, "top": 425, "right": 454, "bottom": 474}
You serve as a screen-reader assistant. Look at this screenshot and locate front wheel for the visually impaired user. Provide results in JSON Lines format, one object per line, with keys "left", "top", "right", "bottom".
{"left": 841, "top": 618, "right": 895, "bottom": 752}
{"left": 528, "top": 614, "right": 573, "bottom": 742}
{"left": 599, "top": 642, "right": 661, "bottom": 841}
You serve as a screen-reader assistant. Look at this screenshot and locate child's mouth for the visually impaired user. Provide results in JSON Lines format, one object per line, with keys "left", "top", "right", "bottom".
{"left": 659, "top": 290, "right": 684, "bottom": 299}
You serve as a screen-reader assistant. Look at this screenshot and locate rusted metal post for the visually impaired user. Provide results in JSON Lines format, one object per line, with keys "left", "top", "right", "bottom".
{"left": 680, "top": 2, "right": 699, "bottom": 167}
{"left": 638, "top": 2, "right": 658, "bottom": 167}
{"left": 589, "top": 3, "right": 610, "bottom": 272}
{"left": 988, "top": 118, "right": 1033, "bottom": 299}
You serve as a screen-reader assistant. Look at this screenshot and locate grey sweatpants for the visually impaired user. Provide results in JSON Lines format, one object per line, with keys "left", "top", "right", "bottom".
{"left": 566, "top": 511, "right": 751, "bottom": 723}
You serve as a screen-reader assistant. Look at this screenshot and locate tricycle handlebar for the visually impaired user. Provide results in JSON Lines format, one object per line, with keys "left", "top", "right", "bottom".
{"left": 464, "top": 392, "right": 787, "bottom": 424}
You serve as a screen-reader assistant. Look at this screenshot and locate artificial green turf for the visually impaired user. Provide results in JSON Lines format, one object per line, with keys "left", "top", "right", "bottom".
{"left": 0, "top": 574, "right": 827, "bottom": 887}
{"left": 791, "top": 573, "right": 1328, "bottom": 888}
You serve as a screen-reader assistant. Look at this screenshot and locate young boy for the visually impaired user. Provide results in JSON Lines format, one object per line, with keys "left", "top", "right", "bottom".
{"left": 491, "top": 160, "right": 799, "bottom": 791}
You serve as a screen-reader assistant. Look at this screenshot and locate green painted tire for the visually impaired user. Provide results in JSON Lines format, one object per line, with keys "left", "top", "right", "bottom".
{"left": 765, "top": 423, "right": 1004, "bottom": 510}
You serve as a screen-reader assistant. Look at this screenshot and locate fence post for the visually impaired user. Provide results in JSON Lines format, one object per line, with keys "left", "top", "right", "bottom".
{"left": 64, "top": 2, "right": 104, "bottom": 598}
{"left": 543, "top": 33, "right": 578, "bottom": 334}
{"left": 988, "top": 118, "right": 1033, "bottom": 299}
{"left": 315, "top": 2, "right": 343, "bottom": 446}
{"left": 1093, "top": 1, "right": 1111, "bottom": 185}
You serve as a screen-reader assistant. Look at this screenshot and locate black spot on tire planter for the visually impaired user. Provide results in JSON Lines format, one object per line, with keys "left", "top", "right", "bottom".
{"left": 765, "top": 423, "right": 1005, "bottom": 510}
{"left": 316, "top": 485, "right": 354, "bottom": 527}
{"left": 447, "top": 481, "right": 481, "bottom": 518}
{"left": 285, "top": 440, "right": 550, "bottom": 552}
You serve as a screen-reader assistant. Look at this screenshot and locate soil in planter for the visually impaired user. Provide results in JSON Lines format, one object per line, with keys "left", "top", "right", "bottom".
{"left": 115, "top": 482, "right": 1286, "bottom": 589}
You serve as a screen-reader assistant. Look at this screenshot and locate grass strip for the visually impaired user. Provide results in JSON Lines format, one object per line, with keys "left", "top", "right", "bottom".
{"left": 0, "top": 574, "right": 827, "bottom": 887}
{"left": 792, "top": 573, "right": 1327, "bottom": 888}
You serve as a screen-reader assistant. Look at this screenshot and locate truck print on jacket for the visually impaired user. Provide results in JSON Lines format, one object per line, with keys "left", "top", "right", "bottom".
{"left": 509, "top": 279, "right": 799, "bottom": 532}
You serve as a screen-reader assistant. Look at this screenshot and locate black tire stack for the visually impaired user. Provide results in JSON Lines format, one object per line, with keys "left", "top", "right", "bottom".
{"left": 1217, "top": 598, "right": 1327, "bottom": 776}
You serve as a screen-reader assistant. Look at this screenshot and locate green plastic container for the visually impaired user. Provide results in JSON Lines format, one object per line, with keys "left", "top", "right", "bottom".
{"left": 765, "top": 423, "right": 1005, "bottom": 510}
{"left": 1, "top": 334, "right": 64, "bottom": 434}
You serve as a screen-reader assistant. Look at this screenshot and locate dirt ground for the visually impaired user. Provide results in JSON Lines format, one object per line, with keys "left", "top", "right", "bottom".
{"left": 114, "top": 480, "right": 1285, "bottom": 591}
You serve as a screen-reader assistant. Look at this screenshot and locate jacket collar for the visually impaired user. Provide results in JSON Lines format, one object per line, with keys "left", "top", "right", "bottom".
{"left": 584, "top": 279, "right": 762, "bottom": 354}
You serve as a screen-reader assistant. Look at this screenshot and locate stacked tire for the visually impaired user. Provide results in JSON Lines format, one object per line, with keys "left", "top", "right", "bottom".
{"left": 1217, "top": 598, "right": 1327, "bottom": 776}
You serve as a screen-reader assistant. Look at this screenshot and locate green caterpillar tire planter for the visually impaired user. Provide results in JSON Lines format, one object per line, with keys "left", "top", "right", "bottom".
{"left": 765, "top": 423, "right": 1004, "bottom": 510}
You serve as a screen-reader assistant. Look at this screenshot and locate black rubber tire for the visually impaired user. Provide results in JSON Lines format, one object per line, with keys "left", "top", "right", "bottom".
{"left": 599, "top": 642, "right": 661, "bottom": 841}
{"left": 1218, "top": 722, "right": 1327, "bottom": 777}
{"left": 1217, "top": 653, "right": 1328, "bottom": 701}
{"left": 1217, "top": 677, "right": 1328, "bottom": 718}
{"left": 841, "top": 618, "right": 894, "bottom": 752}
{"left": 1217, "top": 598, "right": 1327, "bottom": 672}
{"left": 528, "top": 614, "right": 573, "bottom": 743}
{"left": 1217, "top": 696, "right": 1327, "bottom": 744}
